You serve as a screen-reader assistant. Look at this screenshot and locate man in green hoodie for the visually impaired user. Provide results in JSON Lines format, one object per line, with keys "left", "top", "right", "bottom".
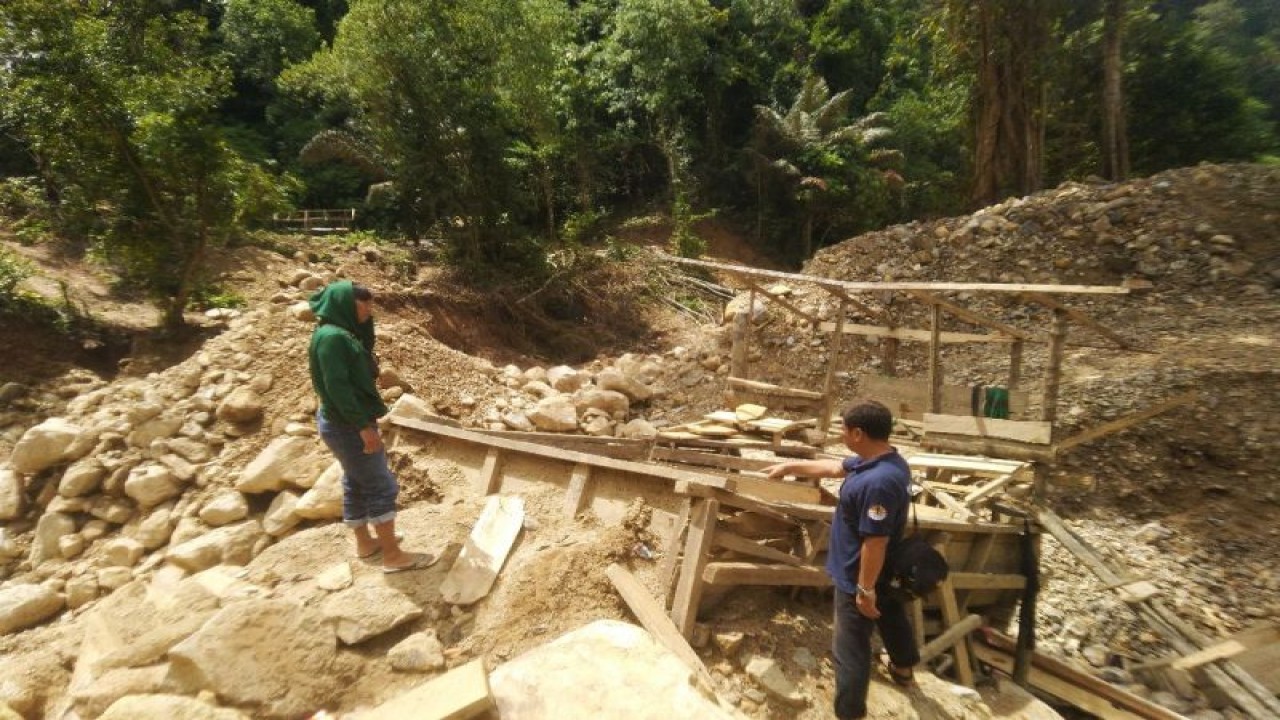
{"left": 309, "top": 280, "right": 435, "bottom": 573}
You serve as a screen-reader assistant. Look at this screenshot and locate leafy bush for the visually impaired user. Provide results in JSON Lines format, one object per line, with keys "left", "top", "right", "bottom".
{"left": 187, "top": 285, "right": 247, "bottom": 311}
{"left": 0, "top": 246, "right": 32, "bottom": 301}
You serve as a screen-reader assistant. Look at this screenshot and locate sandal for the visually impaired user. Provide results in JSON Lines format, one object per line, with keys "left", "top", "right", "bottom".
{"left": 355, "top": 531, "right": 407, "bottom": 559}
{"left": 383, "top": 552, "right": 439, "bottom": 574}
{"left": 886, "top": 662, "right": 915, "bottom": 687}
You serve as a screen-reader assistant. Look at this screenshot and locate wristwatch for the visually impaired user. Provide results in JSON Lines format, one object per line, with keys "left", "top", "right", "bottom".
{"left": 856, "top": 584, "right": 875, "bottom": 599}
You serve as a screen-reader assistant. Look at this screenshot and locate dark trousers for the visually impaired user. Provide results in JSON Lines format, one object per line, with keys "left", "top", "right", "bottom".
{"left": 832, "top": 586, "right": 920, "bottom": 719}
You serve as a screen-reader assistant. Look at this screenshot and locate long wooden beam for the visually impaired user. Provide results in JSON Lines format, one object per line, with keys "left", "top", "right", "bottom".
{"left": 1054, "top": 391, "right": 1198, "bottom": 453}
{"left": 906, "top": 290, "right": 1034, "bottom": 340}
{"left": 658, "top": 253, "right": 1131, "bottom": 295}
{"left": 819, "top": 322, "right": 1016, "bottom": 344}
{"left": 743, "top": 281, "right": 821, "bottom": 324}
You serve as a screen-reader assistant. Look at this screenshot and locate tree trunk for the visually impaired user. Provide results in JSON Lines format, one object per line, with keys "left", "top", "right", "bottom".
{"left": 1101, "top": 0, "right": 1130, "bottom": 180}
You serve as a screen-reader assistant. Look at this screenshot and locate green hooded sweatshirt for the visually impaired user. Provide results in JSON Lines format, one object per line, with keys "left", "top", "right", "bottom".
{"left": 308, "top": 280, "right": 388, "bottom": 428}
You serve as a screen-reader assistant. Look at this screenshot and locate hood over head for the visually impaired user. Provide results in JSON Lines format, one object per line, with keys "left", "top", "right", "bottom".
{"left": 309, "top": 280, "right": 374, "bottom": 348}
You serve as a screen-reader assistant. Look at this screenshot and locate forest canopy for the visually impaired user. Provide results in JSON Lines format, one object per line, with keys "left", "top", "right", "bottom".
{"left": 1, "top": 0, "right": 1277, "bottom": 323}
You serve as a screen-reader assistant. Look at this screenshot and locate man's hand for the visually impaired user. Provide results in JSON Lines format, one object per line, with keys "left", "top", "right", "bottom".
{"left": 855, "top": 590, "right": 880, "bottom": 619}
{"left": 763, "top": 462, "right": 792, "bottom": 480}
{"left": 360, "top": 426, "right": 383, "bottom": 454}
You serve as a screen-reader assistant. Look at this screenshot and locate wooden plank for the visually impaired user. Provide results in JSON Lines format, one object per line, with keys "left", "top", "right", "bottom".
{"left": 356, "top": 659, "right": 492, "bottom": 720}
{"left": 907, "top": 289, "right": 1033, "bottom": 341}
{"left": 948, "top": 572, "right": 1027, "bottom": 591}
{"left": 472, "top": 427, "right": 651, "bottom": 454}
{"left": 657, "top": 498, "right": 692, "bottom": 609}
{"left": 923, "top": 434, "right": 1058, "bottom": 463}
{"left": 441, "top": 495, "right": 525, "bottom": 605}
{"left": 1022, "top": 291, "right": 1131, "bottom": 349}
{"left": 605, "top": 563, "right": 718, "bottom": 695}
{"left": 745, "top": 280, "right": 821, "bottom": 324}
{"left": 971, "top": 642, "right": 1178, "bottom": 720}
{"left": 477, "top": 448, "right": 503, "bottom": 495}
{"left": 391, "top": 415, "right": 731, "bottom": 490}
{"left": 651, "top": 446, "right": 774, "bottom": 473}
{"left": 655, "top": 434, "right": 818, "bottom": 458}
{"left": 563, "top": 463, "right": 593, "bottom": 519}
{"left": 921, "top": 483, "right": 972, "bottom": 518}
{"left": 1170, "top": 624, "right": 1280, "bottom": 671}
{"left": 658, "top": 253, "right": 1130, "bottom": 294}
{"left": 861, "top": 374, "right": 1029, "bottom": 421}
{"left": 906, "top": 452, "right": 1029, "bottom": 476}
{"left": 730, "top": 308, "right": 749, "bottom": 379}
{"left": 924, "top": 414, "right": 1053, "bottom": 445}
{"left": 727, "top": 376, "right": 824, "bottom": 401}
{"left": 819, "top": 298, "right": 848, "bottom": 434}
{"left": 715, "top": 530, "right": 806, "bottom": 567}
{"left": 961, "top": 473, "right": 1020, "bottom": 507}
{"left": 702, "top": 562, "right": 831, "bottom": 587}
{"left": 1054, "top": 391, "right": 1198, "bottom": 453}
{"left": 1042, "top": 309, "right": 1068, "bottom": 424}
{"left": 919, "top": 614, "right": 983, "bottom": 664}
{"left": 726, "top": 475, "right": 824, "bottom": 505}
{"left": 935, "top": 577, "right": 975, "bottom": 685}
{"left": 928, "top": 303, "right": 943, "bottom": 413}
{"left": 670, "top": 499, "right": 719, "bottom": 637}
{"left": 818, "top": 321, "right": 1015, "bottom": 344}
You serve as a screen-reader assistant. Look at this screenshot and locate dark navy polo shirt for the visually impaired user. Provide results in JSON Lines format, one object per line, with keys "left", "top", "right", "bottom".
{"left": 825, "top": 449, "right": 912, "bottom": 594}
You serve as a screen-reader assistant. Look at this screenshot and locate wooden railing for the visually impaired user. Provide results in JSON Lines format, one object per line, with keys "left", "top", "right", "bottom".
{"left": 272, "top": 208, "right": 356, "bottom": 234}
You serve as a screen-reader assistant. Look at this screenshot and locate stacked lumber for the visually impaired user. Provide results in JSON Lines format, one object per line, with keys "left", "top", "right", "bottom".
{"left": 656, "top": 403, "right": 819, "bottom": 455}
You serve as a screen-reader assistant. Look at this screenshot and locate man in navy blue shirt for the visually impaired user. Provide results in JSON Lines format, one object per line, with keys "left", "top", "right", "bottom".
{"left": 765, "top": 400, "right": 919, "bottom": 719}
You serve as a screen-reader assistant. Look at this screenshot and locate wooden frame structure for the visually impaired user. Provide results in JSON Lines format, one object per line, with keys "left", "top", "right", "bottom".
{"left": 659, "top": 253, "right": 1195, "bottom": 482}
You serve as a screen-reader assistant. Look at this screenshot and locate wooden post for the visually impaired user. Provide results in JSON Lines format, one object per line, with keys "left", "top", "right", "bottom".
{"left": 1041, "top": 309, "right": 1068, "bottom": 423}
{"left": 1009, "top": 340, "right": 1023, "bottom": 391}
{"left": 657, "top": 499, "right": 692, "bottom": 609}
{"left": 928, "top": 302, "right": 943, "bottom": 413}
{"left": 729, "top": 311, "right": 750, "bottom": 380}
{"left": 936, "top": 578, "right": 975, "bottom": 685}
{"left": 745, "top": 287, "right": 757, "bottom": 376}
{"left": 818, "top": 299, "right": 848, "bottom": 434}
{"left": 476, "top": 448, "right": 503, "bottom": 495}
{"left": 563, "top": 463, "right": 593, "bottom": 518}
{"left": 671, "top": 498, "right": 719, "bottom": 638}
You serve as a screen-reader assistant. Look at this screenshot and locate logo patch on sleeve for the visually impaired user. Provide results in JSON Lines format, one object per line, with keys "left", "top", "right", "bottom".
{"left": 867, "top": 504, "right": 888, "bottom": 521}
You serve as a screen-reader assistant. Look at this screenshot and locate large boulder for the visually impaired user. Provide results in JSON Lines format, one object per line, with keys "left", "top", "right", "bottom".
{"left": 546, "top": 366, "right": 587, "bottom": 393}
{"left": 199, "top": 492, "right": 249, "bottom": 527}
{"left": 236, "top": 437, "right": 325, "bottom": 493}
{"left": 321, "top": 584, "right": 423, "bottom": 645}
{"left": 10, "top": 418, "right": 93, "bottom": 474}
{"left": 100, "top": 694, "right": 250, "bottom": 720}
{"left": 166, "top": 520, "right": 266, "bottom": 572}
{"left": 168, "top": 598, "right": 338, "bottom": 718}
{"left": 124, "top": 466, "right": 182, "bottom": 508}
{"left": 618, "top": 419, "right": 659, "bottom": 440}
{"left": 59, "top": 459, "right": 107, "bottom": 497}
{"left": 573, "top": 389, "right": 629, "bottom": 417}
{"left": 596, "top": 368, "right": 653, "bottom": 402}
{"left": 126, "top": 416, "right": 183, "bottom": 449}
{"left": 0, "top": 584, "right": 65, "bottom": 635}
{"left": 295, "top": 462, "right": 343, "bottom": 520}
{"left": 489, "top": 620, "right": 735, "bottom": 720}
{"left": 527, "top": 396, "right": 578, "bottom": 432}
{"left": 263, "top": 491, "right": 301, "bottom": 537}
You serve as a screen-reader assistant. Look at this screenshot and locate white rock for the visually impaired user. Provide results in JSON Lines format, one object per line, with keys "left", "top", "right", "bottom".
{"left": 100, "top": 694, "right": 250, "bottom": 720}
{"left": 167, "top": 437, "right": 212, "bottom": 464}
{"left": 59, "top": 459, "right": 107, "bottom": 497}
{"left": 387, "top": 630, "right": 445, "bottom": 672}
{"left": 236, "top": 437, "right": 323, "bottom": 493}
{"left": 263, "top": 491, "right": 301, "bottom": 537}
{"left": 573, "top": 389, "right": 630, "bottom": 417}
{"left": 127, "top": 416, "right": 183, "bottom": 449}
{"left": 97, "top": 567, "right": 134, "bottom": 591}
{"left": 102, "top": 538, "right": 145, "bottom": 567}
{"left": 66, "top": 575, "right": 99, "bottom": 609}
{"left": 215, "top": 387, "right": 265, "bottom": 424}
{"left": 168, "top": 598, "right": 337, "bottom": 718}
{"left": 0, "top": 467, "right": 22, "bottom": 521}
{"left": 124, "top": 466, "right": 181, "bottom": 508}
{"left": 10, "top": 418, "right": 92, "bottom": 474}
{"left": 89, "top": 497, "right": 135, "bottom": 525}
{"left": 744, "top": 655, "right": 807, "bottom": 706}
{"left": 295, "top": 462, "right": 343, "bottom": 520}
{"left": 528, "top": 395, "right": 579, "bottom": 432}
{"left": 315, "top": 562, "right": 352, "bottom": 592}
{"left": 321, "top": 584, "right": 423, "bottom": 645}
{"left": 547, "top": 366, "right": 586, "bottom": 393}
{"left": 522, "top": 380, "right": 558, "bottom": 399}
{"left": 133, "top": 506, "right": 175, "bottom": 550}
{"left": 385, "top": 394, "right": 436, "bottom": 424}
{"left": 200, "top": 492, "right": 249, "bottom": 527}
{"left": 597, "top": 368, "right": 653, "bottom": 402}
{"left": 59, "top": 533, "right": 86, "bottom": 559}
{"left": 29, "top": 512, "right": 77, "bottom": 566}
{"left": 166, "top": 520, "right": 266, "bottom": 572}
{"left": 0, "top": 584, "right": 65, "bottom": 635}
{"left": 501, "top": 412, "right": 535, "bottom": 432}
{"left": 618, "top": 419, "right": 658, "bottom": 440}
{"left": 522, "top": 366, "right": 549, "bottom": 384}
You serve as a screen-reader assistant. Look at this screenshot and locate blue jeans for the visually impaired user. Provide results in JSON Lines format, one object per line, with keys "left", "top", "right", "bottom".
{"left": 832, "top": 586, "right": 920, "bottom": 719}
{"left": 316, "top": 411, "right": 399, "bottom": 527}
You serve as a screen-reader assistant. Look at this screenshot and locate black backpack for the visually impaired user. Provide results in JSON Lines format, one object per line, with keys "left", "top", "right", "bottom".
{"left": 886, "top": 504, "right": 949, "bottom": 600}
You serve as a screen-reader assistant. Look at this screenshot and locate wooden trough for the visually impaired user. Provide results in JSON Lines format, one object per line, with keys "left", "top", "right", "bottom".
{"left": 385, "top": 412, "right": 1039, "bottom": 688}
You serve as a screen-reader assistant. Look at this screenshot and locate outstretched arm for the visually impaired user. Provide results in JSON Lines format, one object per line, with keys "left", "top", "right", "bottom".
{"left": 763, "top": 459, "right": 845, "bottom": 480}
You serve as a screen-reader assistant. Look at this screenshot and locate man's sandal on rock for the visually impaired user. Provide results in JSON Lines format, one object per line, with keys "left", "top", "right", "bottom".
{"left": 885, "top": 662, "right": 915, "bottom": 687}
{"left": 383, "top": 552, "right": 439, "bottom": 574}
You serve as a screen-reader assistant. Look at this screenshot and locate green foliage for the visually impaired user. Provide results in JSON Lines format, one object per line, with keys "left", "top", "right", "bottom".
{"left": 0, "top": 246, "right": 31, "bottom": 301}
{"left": 220, "top": 0, "right": 321, "bottom": 87}
{"left": 187, "top": 285, "right": 247, "bottom": 311}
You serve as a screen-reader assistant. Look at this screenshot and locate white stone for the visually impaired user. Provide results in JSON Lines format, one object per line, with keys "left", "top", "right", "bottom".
{"left": 167, "top": 437, "right": 212, "bottom": 464}
{"left": 98, "top": 567, "right": 134, "bottom": 591}
{"left": 29, "top": 512, "right": 77, "bottom": 566}
{"left": 166, "top": 520, "right": 266, "bottom": 572}
{"left": 124, "top": 465, "right": 180, "bottom": 508}
{"left": 103, "top": 538, "right": 145, "bottom": 567}
{"left": 215, "top": 387, "right": 265, "bottom": 424}
{"left": 127, "top": 416, "right": 183, "bottom": 449}
{"left": 263, "top": 491, "right": 301, "bottom": 537}
{"left": 597, "top": 368, "right": 653, "bottom": 402}
{"left": 501, "top": 412, "right": 535, "bottom": 432}
{"left": 387, "top": 630, "right": 445, "bottom": 672}
{"left": 489, "top": 620, "right": 735, "bottom": 720}
{"left": 385, "top": 394, "right": 436, "bottom": 424}
{"left": 0, "top": 584, "right": 65, "bottom": 635}
{"left": 521, "top": 380, "right": 558, "bottom": 399}
{"left": 321, "top": 584, "right": 423, "bottom": 645}
{"left": 618, "top": 419, "right": 658, "bottom": 440}
{"left": 10, "top": 418, "right": 91, "bottom": 474}
{"left": 59, "top": 533, "right": 86, "bottom": 559}
{"left": 0, "top": 467, "right": 22, "bottom": 521}
{"left": 547, "top": 366, "right": 586, "bottom": 393}
{"left": 133, "top": 506, "right": 175, "bottom": 550}
{"left": 235, "top": 437, "right": 323, "bottom": 493}
{"left": 295, "top": 462, "right": 343, "bottom": 520}
{"left": 528, "top": 395, "right": 579, "bottom": 432}
{"left": 744, "top": 655, "right": 806, "bottom": 706}
{"left": 168, "top": 598, "right": 337, "bottom": 718}
{"left": 99, "top": 694, "right": 250, "bottom": 720}
{"left": 200, "top": 492, "right": 249, "bottom": 527}
{"left": 315, "top": 562, "right": 352, "bottom": 592}
{"left": 59, "top": 459, "right": 107, "bottom": 497}
{"left": 66, "top": 575, "right": 99, "bottom": 609}
{"left": 573, "top": 389, "right": 629, "bottom": 417}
